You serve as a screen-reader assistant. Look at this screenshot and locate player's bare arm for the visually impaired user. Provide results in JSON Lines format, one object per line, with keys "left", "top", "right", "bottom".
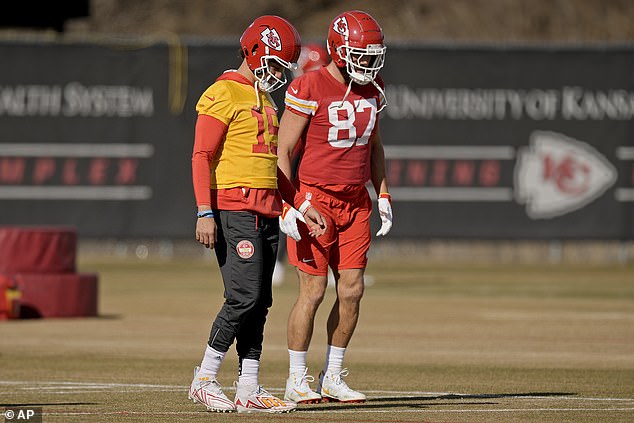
{"left": 369, "top": 123, "right": 393, "bottom": 236}
{"left": 369, "top": 122, "right": 389, "bottom": 196}
{"left": 277, "top": 111, "right": 309, "bottom": 180}
{"left": 277, "top": 111, "right": 327, "bottom": 237}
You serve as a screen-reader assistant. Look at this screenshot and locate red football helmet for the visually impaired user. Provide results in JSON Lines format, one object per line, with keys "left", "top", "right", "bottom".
{"left": 293, "top": 43, "right": 330, "bottom": 78}
{"left": 327, "top": 10, "right": 386, "bottom": 85}
{"left": 240, "top": 15, "right": 301, "bottom": 92}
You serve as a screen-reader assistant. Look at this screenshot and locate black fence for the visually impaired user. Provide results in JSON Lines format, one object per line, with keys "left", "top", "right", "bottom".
{"left": 0, "top": 38, "right": 632, "bottom": 239}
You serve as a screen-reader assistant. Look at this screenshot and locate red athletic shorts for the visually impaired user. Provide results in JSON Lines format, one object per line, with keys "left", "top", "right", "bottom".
{"left": 287, "top": 183, "right": 372, "bottom": 276}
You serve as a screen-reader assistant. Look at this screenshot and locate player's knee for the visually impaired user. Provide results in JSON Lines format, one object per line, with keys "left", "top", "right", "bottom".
{"left": 298, "top": 274, "right": 327, "bottom": 306}
{"left": 300, "top": 287, "right": 326, "bottom": 307}
{"left": 338, "top": 282, "right": 364, "bottom": 304}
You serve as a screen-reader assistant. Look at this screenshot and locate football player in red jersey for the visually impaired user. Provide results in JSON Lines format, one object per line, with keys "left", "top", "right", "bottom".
{"left": 277, "top": 10, "right": 393, "bottom": 404}
{"left": 273, "top": 42, "right": 331, "bottom": 286}
{"left": 188, "top": 15, "right": 326, "bottom": 414}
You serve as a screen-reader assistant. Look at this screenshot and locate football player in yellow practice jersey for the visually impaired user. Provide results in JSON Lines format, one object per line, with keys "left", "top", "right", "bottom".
{"left": 188, "top": 15, "right": 326, "bottom": 414}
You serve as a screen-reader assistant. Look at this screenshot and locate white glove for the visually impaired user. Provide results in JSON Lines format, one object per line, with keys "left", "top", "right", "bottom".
{"left": 279, "top": 202, "right": 306, "bottom": 241}
{"left": 376, "top": 194, "right": 393, "bottom": 237}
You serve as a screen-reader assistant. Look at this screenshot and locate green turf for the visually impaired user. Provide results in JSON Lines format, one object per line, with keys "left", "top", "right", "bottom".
{"left": 1, "top": 257, "right": 632, "bottom": 422}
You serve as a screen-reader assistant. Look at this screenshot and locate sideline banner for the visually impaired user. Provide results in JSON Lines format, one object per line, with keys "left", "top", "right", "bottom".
{"left": 380, "top": 46, "right": 633, "bottom": 238}
{"left": 0, "top": 40, "right": 632, "bottom": 238}
{"left": 0, "top": 39, "right": 236, "bottom": 237}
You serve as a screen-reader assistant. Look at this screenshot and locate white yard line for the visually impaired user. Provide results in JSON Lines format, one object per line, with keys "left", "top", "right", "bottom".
{"left": 36, "top": 408, "right": 634, "bottom": 416}
{"left": 1, "top": 380, "right": 633, "bottom": 404}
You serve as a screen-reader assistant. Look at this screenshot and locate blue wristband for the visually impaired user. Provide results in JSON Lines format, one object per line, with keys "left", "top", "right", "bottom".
{"left": 197, "top": 210, "right": 214, "bottom": 218}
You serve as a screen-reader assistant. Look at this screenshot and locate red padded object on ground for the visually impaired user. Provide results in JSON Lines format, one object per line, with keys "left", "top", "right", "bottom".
{"left": 15, "top": 273, "right": 98, "bottom": 318}
{"left": 0, "top": 226, "right": 77, "bottom": 274}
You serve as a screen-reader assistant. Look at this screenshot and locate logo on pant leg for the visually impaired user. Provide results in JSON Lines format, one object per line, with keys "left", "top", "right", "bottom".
{"left": 236, "top": 240, "right": 255, "bottom": 259}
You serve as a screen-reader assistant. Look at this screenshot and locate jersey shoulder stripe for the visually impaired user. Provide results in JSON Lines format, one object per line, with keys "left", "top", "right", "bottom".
{"left": 285, "top": 92, "right": 318, "bottom": 116}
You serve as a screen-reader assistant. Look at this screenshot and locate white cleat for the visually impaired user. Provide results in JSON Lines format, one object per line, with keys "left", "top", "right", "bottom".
{"left": 284, "top": 368, "right": 322, "bottom": 404}
{"left": 317, "top": 368, "right": 366, "bottom": 403}
{"left": 188, "top": 366, "right": 236, "bottom": 412}
{"left": 234, "top": 382, "right": 297, "bottom": 413}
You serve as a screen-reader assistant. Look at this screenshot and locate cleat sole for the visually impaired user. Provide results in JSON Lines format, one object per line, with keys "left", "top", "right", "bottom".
{"left": 321, "top": 396, "right": 365, "bottom": 403}
{"left": 296, "top": 398, "right": 322, "bottom": 404}
{"left": 236, "top": 409, "right": 295, "bottom": 414}
{"left": 206, "top": 408, "right": 235, "bottom": 413}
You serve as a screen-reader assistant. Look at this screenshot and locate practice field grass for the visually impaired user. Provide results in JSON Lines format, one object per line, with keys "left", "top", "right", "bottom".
{"left": 1, "top": 255, "right": 633, "bottom": 422}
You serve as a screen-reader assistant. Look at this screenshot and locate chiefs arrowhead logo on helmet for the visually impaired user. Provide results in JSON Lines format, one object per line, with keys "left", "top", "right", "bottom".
{"left": 333, "top": 17, "right": 349, "bottom": 37}
{"left": 260, "top": 27, "right": 282, "bottom": 51}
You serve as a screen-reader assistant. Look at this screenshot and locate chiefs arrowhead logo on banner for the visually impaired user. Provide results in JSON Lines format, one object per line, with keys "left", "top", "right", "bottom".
{"left": 514, "top": 131, "right": 617, "bottom": 219}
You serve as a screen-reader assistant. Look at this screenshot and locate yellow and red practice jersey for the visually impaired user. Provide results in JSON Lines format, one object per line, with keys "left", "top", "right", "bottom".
{"left": 196, "top": 71, "right": 279, "bottom": 190}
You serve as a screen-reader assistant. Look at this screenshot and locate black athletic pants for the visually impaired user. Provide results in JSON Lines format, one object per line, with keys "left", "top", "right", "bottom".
{"left": 207, "top": 210, "right": 279, "bottom": 362}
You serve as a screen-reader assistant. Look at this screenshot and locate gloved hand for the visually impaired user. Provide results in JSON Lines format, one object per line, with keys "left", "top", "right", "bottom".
{"left": 376, "top": 193, "right": 393, "bottom": 236}
{"left": 279, "top": 202, "right": 306, "bottom": 241}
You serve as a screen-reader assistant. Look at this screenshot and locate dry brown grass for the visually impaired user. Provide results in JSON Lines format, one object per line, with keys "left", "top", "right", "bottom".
{"left": 1, "top": 257, "right": 633, "bottom": 422}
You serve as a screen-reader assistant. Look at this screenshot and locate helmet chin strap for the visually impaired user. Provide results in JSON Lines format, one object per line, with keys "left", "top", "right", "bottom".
{"left": 253, "top": 80, "right": 261, "bottom": 111}
{"left": 337, "top": 78, "right": 354, "bottom": 108}
{"left": 338, "top": 71, "right": 387, "bottom": 113}
{"left": 265, "top": 91, "right": 278, "bottom": 112}
{"left": 372, "top": 79, "right": 388, "bottom": 113}
{"left": 253, "top": 80, "right": 278, "bottom": 113}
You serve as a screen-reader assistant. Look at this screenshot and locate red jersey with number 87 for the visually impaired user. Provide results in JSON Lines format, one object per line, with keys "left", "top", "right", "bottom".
{"left": 284, "top": 67, "right": 385, "bottom": 185}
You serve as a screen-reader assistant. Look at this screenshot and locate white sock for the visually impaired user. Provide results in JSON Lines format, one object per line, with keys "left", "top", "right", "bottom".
{"left": 197, "top": 345, "right": 225, "bottom": 379}
{"left": 324, "top": 345, "right": 345, "bottom": 374}
{"left": 288, "top": 349, "right": 307, "bottom": 376}
{"left": 238, "top": 358, "right": 259, "bottom": 387}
